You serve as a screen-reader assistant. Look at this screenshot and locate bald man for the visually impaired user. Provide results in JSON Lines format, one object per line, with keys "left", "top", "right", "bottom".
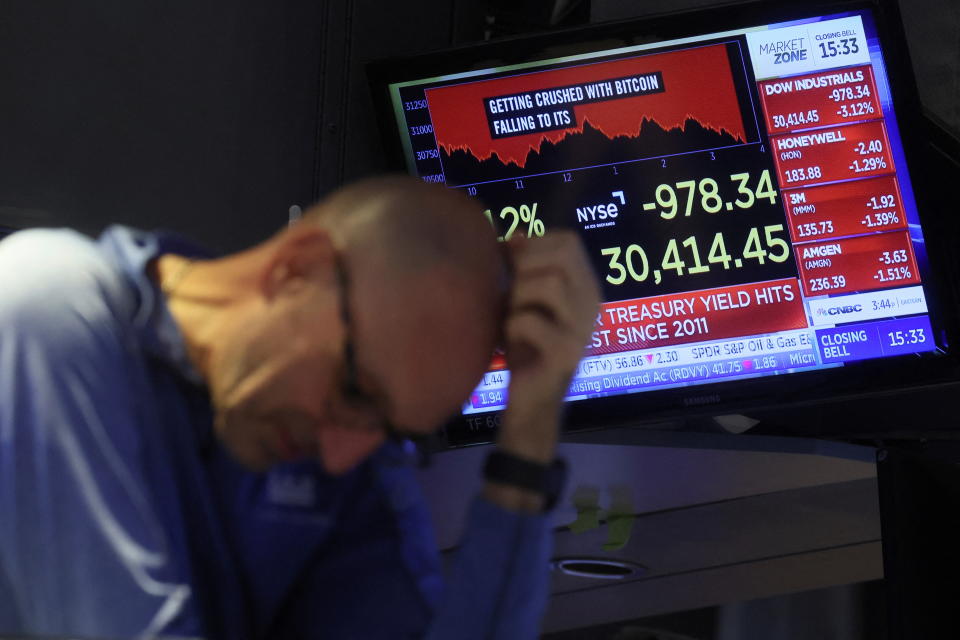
{"left": 0, "top": 176, "right": 599, "bottom": 639}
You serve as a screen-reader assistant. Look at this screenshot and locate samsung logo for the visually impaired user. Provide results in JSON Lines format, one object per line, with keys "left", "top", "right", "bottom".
{"left": 683, "top": 394, "right": 721, "bottom": 406}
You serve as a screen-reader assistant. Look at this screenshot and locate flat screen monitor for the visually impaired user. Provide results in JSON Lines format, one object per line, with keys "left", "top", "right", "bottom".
{"left": 369, "top": 0, "right": 959, "bottom": 439}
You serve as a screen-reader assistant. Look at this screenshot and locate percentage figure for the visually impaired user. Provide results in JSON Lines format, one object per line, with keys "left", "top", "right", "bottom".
{"left": 863, "top": 211, "right": 900, "bottom": 228}
{"left": 875, "top": 266, "right": 913, "bottom": 282}
{"left": 837, "top": 101, "right": 875, "bottom": 118}
{"left": 484, "top": 202, "right": 546, "bottom": 241}
{"left": 519, "top": 203, "right": 545, "bottom": 237}
{"left": 849, "top": 156, "right": 888, "bottom": 173}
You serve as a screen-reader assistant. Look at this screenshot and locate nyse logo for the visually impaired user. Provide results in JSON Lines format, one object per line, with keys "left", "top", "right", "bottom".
{"left": 577, "top": 193, "right": 624, "bottom": 231}
{"left": 817, "top": 304, "right": 863, "bottom": 317}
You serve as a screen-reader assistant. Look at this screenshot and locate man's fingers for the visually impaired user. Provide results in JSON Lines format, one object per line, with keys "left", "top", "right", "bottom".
{"left": 509, "top": 270, "right": 571, "bottom": 329}
{"left": 507, "top": 231, "right": 601, "bottom": 322}
{"left": 499, "top": 232, "right": 601, "bottom": 439}
{"left": 503, "top": 308, "right": 576, "bottom": 371}
{"left": 502, "top": 231, "right": 601, "bottom": 387}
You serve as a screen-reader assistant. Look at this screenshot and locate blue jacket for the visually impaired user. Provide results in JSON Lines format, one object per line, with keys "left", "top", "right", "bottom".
{"left": 0, "top": 227, "right": 552, "bottom": 639}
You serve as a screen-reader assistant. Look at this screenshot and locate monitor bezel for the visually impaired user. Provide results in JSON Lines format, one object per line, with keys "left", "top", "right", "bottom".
{"left": 367, "top": 0, "right": 960, "bottom": 444}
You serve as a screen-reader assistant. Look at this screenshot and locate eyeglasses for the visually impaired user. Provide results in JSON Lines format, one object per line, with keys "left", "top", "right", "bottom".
{"left": 333, "top": 254, "right": 429, "bottom": 445}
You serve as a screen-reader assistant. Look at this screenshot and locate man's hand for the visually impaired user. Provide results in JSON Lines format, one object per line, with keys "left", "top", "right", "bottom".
{"left": 494, "top": 231, "right": 601, "bottom": 463}
{"left": 484, "top": 231, "right": 599, "bottom": 512}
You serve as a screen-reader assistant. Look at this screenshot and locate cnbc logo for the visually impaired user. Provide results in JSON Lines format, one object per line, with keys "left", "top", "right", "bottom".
{"left": 816, "top": 304, "right": 863, "bottom": 317}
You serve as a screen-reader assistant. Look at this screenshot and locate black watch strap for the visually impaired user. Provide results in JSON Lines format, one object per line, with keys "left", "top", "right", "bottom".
{"left": 483, "top": 450, "right": 568, "bottom": 511}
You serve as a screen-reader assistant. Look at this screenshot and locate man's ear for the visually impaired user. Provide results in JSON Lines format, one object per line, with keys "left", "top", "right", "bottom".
{"left": 261, "top": 225, "right": 337, "bottom": 299}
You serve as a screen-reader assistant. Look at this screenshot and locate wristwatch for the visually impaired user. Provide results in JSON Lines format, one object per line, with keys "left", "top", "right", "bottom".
{"left": 483, "top": 450, "right": 568, "bottom": 511}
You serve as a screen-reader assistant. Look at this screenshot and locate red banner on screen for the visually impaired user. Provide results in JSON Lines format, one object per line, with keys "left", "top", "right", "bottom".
{"left": 785, "top": 175, "right": 906, "bottom": 243}
{"left": 424, "top": 44, "right": 748, "bottom": 170}
{"left": 796, "top": 230, "right": 920, "bottom": 296}
{"left": 758, "top": 65, "right": 883, "bottom": 134}
{"left": 586, "top": 278, "right": 807, "bottom": 356}
{"left": 771, "top": 120, "right": 894, "bottom": 188}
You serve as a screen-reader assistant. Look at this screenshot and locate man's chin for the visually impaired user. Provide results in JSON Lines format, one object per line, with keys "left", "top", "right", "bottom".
{"left": 222, "top": 434, "right": 324, "bottom": 472}
{"left": 226, "top": 441, "right": 275, "bottom": 472}
{"left": 213, "top": 413, "right": 273, "bottom": 471}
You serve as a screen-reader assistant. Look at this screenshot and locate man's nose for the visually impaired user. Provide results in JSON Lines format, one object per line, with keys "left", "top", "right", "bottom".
{"left": 315, "top": 425, "right": 386, "bottom": 475}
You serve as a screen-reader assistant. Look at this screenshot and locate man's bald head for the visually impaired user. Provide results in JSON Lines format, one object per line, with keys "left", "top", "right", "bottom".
{"left": 303, "top": 175, "right": 506, "bottom": 430}
{"left": 306, "top": 175, "right": 501, "bottom": 279}
{"left": 171, "top": 175, "right": 508, "bottom": 472}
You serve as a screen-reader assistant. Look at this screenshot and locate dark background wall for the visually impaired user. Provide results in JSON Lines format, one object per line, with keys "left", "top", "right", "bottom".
{"left": 0, "top": 1, "right": 955, "bottom": 252}
{"left": 0, "top": 1, "right": 480, "bottom": 251}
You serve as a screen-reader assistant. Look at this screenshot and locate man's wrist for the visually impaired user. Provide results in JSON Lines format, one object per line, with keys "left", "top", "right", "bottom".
{"left": 482, "top": 449, "right": 567, "bottom": 513}
{"left": 486, "top": 390, "right": 566, "bottom": 511}
{"left": 496, "top": 405, "right": 561, "bottom": 463}
{"left": 495, "top": 432, "right": 557, "bottom": 463}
